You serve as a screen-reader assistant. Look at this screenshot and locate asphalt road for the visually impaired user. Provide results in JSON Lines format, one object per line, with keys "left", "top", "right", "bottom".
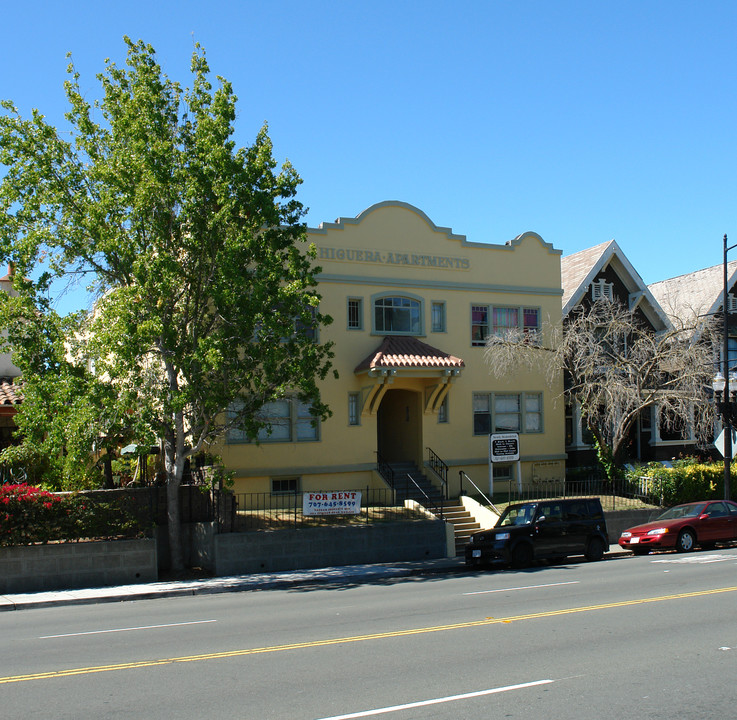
{"left": 3, "top": 549, "right": 737, "bottom": 719}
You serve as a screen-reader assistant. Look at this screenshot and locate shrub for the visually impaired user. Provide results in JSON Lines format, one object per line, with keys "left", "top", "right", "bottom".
{"left": 0, "top": 483, "right": 148, "bottom": 546}
{"left": 625, "top": 459, "right": 730, "bottom": 506}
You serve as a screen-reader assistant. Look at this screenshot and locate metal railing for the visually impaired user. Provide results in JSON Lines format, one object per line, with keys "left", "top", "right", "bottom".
{"left": 459, "top": 470, "right": 500, "bottom": 515}
{"left": 405, "top": 473, "right": 445, "bottom": 520}
{"left": 426, "top": 447, "right": 448, "bottom": 498}
{"left": 229, "top": 487, "right": 435, "bottom": 532}
{"left": 504, "top": 473, "right": 664, "bottom": 511}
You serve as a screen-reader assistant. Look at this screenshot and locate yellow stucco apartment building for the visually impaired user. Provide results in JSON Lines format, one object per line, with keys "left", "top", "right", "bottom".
{"left": 219, "top": 201, "right": 565, "bottom": 500}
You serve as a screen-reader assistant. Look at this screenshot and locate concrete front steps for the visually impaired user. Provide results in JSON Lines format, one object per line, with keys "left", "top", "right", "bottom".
{"left": 441, "top": 500, "right": 482, "bottom": 556}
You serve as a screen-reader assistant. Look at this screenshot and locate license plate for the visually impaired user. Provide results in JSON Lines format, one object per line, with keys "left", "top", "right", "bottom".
{"left": 472, "top": 549, "right": 482, "bottom": 558}
{"left": 630, "top": 537, "right": 640, "bottom": 544}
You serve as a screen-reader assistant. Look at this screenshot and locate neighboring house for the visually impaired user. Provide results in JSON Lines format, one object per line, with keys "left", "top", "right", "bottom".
{"left": 217, "top": 201, "right": 566, "bottom": 499}
{"left": 560, "top": 240, "right": 696, "bottom": 467}
{"left": 0, "top": 266, "right": 22, "bottom": 452}
{"left": 648, "top": 260, "right": 737, "bottom": 370}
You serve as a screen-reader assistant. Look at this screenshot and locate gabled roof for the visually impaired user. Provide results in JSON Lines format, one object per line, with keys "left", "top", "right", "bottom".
{"left": 648, "top": 260, "right": 737, "bottom": 324}
{"left": 561, "top": 239, "right": 670, "bottom": 330}
{"left": 354, "top": 336, "right": 464, "bottom": 374}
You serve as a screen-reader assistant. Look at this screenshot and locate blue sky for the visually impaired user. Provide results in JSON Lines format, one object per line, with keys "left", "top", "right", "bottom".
{"left": 3, "top": 1, "right": 736, "bottom": 312}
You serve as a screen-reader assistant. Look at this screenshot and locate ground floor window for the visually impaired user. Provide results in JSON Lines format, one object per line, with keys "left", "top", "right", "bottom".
{"left": 272, "top": 476, "right": 300, "bottom": 494}
{"left": 473, "top": 392, "right": 543, "bottom": 435}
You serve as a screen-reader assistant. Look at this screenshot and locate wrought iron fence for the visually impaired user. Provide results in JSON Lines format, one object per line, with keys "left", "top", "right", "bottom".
{"left": 503, "top": 472, "right": 664, "bottom": 511}
{"left": 229, "top": 487, "right": 436, "bottom": 532}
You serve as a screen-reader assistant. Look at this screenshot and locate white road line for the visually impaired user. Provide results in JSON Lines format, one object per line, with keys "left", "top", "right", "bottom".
{"left": 38, "top": 620, "right": 217, "bottom": 639}
{"left": 463, "top": 580, "right": 579, "bottom": 596}
{"left": 315, "top": 680, "right": 554, "bottom": 719}
{"left": 651, "top": 554, "right": 737, "bottom": 565}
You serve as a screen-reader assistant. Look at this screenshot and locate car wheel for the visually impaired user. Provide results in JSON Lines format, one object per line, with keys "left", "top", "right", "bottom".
{"left": 676, "top": 529, "right": 696, "bottom": 553}
{"left": 511, "top": 543, "right": 533, "bottom": 569}
{"left": 585, "top": 537, "right": 605, "bottom": 561}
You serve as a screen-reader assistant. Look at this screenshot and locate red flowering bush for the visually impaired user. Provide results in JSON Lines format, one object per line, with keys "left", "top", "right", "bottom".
{"left": 0, "top": 484, "right": 146, "bottom": 546}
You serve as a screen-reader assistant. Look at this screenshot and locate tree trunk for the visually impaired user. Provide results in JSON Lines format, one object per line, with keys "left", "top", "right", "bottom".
{"left": 166, "top": 471, "right": 184, "bottom": 574}
{"left": 163, "top": 430, "right": 185, "bottom": 574}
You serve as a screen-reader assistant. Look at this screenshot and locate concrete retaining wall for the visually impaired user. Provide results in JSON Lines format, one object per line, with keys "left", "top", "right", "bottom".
{"left": 210, "top": 520, "right": 450, "bottom": 576}
{"left": 605, "top": 509, "right": 659, "bottom": 543}
{"left": 0, "top": 539, "right": 158, "bottom": 594}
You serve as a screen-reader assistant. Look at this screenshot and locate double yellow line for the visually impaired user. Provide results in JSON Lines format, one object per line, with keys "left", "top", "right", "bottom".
{"left": 3, "top": 585, "right": 736, "bottom": 685}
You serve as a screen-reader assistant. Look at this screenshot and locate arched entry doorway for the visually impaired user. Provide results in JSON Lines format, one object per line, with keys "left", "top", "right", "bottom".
{"left": 377, "top": 389, "right": 422, "bottom": 467}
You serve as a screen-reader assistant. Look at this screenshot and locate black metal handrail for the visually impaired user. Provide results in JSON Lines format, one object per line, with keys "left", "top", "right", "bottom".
{"left": 405, "top": 473, "right": 444, "bottom": 520}
{"left": 426, "top": 447, "right": 448, "bottom": 499}
{"left": 375, "top": 451, "right": 395, "bottom": 489}
{"left": 459, "top": 470, "right": 500, "bottom": 515}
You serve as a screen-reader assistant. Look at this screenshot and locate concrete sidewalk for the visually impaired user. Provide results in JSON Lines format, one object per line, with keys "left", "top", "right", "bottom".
{"left": 0, "top": 545, "right": 630, "bottom": 612}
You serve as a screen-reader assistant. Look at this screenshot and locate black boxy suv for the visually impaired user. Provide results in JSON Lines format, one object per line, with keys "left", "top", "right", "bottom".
{"left": 465, "top": 498, "right": 609, "bottom": 569}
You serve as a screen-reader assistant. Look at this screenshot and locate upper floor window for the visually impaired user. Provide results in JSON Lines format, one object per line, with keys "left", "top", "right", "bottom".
{"left": 471, "top": 306, "right": 488, "bottom": 346}
{"left": 591, "top": 279, "right": 614, "bottom": 302}
{"left": 493, "top": 307, "right": 519, "bottom": 336}
{"left": 347, "top": 298, "right": 363, "bottom": 330}
{"left": 431, "top": 302, "right": 446, "bottom": 333}
{"left": 472, "top": 305, "right": 541, "bottom": 346}
{"left": 295, "top": 306, "right": 318, "bottom": 341}
{"left": 226, "top": 397, "right": 319, "bottom": 444}
{"left": 374, "top": 296, "right": 421, "bottom": 334}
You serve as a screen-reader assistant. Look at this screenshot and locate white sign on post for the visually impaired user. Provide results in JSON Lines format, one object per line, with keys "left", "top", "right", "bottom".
{"left": 490, "top": 433, "right": 520, "bottom": 462}
{"left": 488, "top": 433, "right": 520, "bottom": 496}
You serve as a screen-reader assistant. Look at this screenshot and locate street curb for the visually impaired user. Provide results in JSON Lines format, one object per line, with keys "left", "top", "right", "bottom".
{"left": 0, "top": 548, "right": 631, "bottom": 612}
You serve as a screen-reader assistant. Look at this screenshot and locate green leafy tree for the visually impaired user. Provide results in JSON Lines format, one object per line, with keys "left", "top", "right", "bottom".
{"left": 0, "top": 38, "right": 335, "bottom": 572}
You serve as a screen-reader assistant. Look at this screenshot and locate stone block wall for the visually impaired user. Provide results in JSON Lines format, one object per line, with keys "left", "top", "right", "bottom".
{"left": 210, "top": 520, "right": 449, "bottom": 576}
{"left": 0, "top": 539, "right": 158, "bottom": 593}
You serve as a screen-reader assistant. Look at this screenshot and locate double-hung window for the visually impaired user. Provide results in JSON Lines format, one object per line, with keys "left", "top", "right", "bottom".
{"left": 348, "top": 392, "right": 360, "bottom": 426}
{"left": 471, "top": 306, "right": 489, "bottom": 346}
{"left": 226, "top": 397, "right": 319, "bottom": 443}
{"left": 473, "top": 392, "right": 543, "bottom": 435}
{"left": 348, "top": 298, "right": 363, "bottom": 330}
{"left": 431, "top": 302, "right": 446, "bottom": 332}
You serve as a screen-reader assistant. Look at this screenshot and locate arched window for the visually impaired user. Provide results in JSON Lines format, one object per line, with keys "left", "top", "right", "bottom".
{"left": 374, "top": 296, "right": 421, "bottom": 334}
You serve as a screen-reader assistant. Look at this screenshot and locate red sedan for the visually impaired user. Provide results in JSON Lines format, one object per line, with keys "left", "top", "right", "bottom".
{"left": 619, "top": 500, "right": 737, "bottom": 555}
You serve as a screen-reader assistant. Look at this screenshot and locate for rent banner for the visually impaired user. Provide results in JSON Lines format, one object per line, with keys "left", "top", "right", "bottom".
{"left": 303, "top": 491, "right": 362, "bottom": 516}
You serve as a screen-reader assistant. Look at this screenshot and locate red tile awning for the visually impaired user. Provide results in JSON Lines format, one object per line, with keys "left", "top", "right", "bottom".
{"left": 355, "top": 336, "right": 464, "bottom": 374}
{"left": 0, "top": 378, "right": 21, "bottom": 416}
